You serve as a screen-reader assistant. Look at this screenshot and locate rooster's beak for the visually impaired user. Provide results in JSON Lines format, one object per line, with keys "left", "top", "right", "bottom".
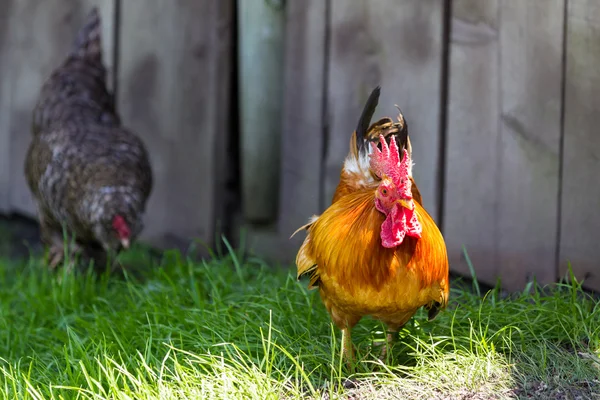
{"left": 120, "top": 238, "right": 130, "bottom": 250}
{"left": 397, "top": 199, "right": 414, "bottom": 210}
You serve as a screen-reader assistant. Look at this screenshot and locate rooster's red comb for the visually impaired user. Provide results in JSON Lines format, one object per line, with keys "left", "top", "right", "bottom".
{"left": 369, "top": 135, "right": 411, "bottom": 189}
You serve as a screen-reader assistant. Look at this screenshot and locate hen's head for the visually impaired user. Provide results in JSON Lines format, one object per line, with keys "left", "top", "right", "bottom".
{"left": 90, "top": 192, "right": 145, "bottom": 252}
{"left": 94, "top": 213, "right": 140, "bottom": 253}
{"left": 112, "top": 215, "right": 132, "bottom": 249}
{"left": 370, "top": 135, "right": 422, "bottom": 248}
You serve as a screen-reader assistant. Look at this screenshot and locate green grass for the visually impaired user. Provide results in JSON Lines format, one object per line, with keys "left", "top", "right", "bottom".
{"left": 0, "top": 243, "right": 598, "bottom": 400}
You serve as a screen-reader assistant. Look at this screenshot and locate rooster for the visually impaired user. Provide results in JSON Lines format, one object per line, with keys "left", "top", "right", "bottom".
{"left": 24, "top": 8, "right": 153, "bottom": 271}
{"left": 294, "top": 86, "right": 449, "bottom": 367}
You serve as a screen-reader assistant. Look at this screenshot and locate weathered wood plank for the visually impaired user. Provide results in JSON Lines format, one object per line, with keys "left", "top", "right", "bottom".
{"left": 560, "top": 0, "right": 600, "bottom": 291}
{"left": 444, "top": 0, "right": 563, "bottom": 289}
{"left": 496, "top": 1, "right": 564, "bottom": 288}
{"left": 445, "top": 1, "right": 500, "bottom": 285}
{"left": 0, "top": 2, "right": 13, "bottom": 213}
{"left": 118, "top": 0, "right": 233, "bottom": 249}
{"left": 238, "top": 0, "right": 284, "bottom": 224}
{"left": 3, "top": 1, "right": 116, "bottom": 217}
{"left": 277, "top": 0, "right": 328, "bottom": 250}
{"left": 325, "top": 0, "right": 445, "bottom": 222}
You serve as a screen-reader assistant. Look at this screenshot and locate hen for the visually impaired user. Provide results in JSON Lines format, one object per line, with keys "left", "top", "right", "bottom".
{"left": 294, "top": 86, "right": 449, "bottom": 367}
{"left": 24, "top": 8, "right": 153, "bottom": 271}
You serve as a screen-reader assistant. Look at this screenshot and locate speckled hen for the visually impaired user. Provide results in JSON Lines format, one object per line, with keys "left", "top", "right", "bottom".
{"left": 24, "top": 8, "right": 153, "bottom": 270}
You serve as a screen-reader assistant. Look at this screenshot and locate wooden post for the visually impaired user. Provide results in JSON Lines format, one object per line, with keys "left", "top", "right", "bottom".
{"left": 277, "top": 0, "right": 328, "bottom": 241}
{"left": 238, "top": 0, "right": 285, "bottom": 224}
{"left": 246, "top": 0, "right": 329, "bottom": 263}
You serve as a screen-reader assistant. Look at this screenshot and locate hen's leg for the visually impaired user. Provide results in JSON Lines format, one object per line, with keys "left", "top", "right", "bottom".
{"left": 37, "top": 211, "right": 82, "bottom": 271}
{"left": 50, "top": 239, "right": 82, "bottom": 272}
{"left": 47, "top": 242, "right": 64, "bottom": 269}
{"left": 39, "top": 218, "right": 66, "bottom": 270}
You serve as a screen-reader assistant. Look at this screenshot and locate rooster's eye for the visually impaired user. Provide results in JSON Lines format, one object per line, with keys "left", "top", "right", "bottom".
{"left": 381, "top": 188, "right": 388, "bottom": 196}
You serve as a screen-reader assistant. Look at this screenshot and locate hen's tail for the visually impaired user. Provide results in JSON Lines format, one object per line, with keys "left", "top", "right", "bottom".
{"left": 31, "top": 6, "right": 119, "bottom": 135}
{"left": 70, "top": 7, "right": 103, "bottom": 62}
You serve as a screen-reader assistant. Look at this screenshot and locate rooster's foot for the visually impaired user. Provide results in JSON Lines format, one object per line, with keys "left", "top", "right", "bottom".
{"left": 376, "top": 331, "right": 398, "bottom": 363}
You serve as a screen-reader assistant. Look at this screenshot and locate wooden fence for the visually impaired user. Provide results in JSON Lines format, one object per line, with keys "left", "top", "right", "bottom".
{"left": 0, "top": 1, "right": 599, "bottom": 292}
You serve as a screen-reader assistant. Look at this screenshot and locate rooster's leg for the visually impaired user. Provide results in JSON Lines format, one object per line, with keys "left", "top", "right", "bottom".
{"left": 341, "top": 315, "right": 362, "bottom": 371}
{"left": 378, "top": 319, "right": 410, "bottom": 363}
{"left": 341, "top": 327, "right": 355, "bottom": 370}
{"left": 332, "top": 313, "right": 359, "bottom": 371}
{"left": 377, "top": 327, "right": 398, "bottom": 362}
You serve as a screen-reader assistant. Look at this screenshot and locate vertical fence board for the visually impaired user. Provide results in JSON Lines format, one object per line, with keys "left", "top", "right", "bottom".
{"left": 118, "top": 0, "right": 233, "bottom": 250}
{"left": 277, "top": 0, "right": 328, "bottom": 245}
{"left": 2, "top": 1, "right": 116, "bottom": 217}
{"left": 560, "top": 0, "right": 600, "bottom": 291}
{"left": 443, "top": 1, "right": 500, "bottom": 284}
{"left": 325, "top": 0, "right": 445, "bottom": 221}
{"left": 238, "top": 0, "right": 284, "bottom": 224}
{"left": 445, "top": 0, "right": 563, "bottom": 289}
{"left": 497, "top": 2, "right": 564, "bottom": 288}
{"left": 0, "top": 2, "right": 13, "bottom": 213}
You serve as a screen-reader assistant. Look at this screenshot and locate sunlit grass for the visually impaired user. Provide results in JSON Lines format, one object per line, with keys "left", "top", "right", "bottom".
{"left": 0, "top": 242, "right": 597, "bottom": 399}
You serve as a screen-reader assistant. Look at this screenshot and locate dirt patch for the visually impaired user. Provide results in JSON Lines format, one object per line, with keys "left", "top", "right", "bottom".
{"left": 313, "top": 380, "right": 599, "bottom": 400}
{"left": 312, "top": 379, "right": 514, "bottom": 400}
{"left": 510, "top": 380, "right": 600, "bottom": 400}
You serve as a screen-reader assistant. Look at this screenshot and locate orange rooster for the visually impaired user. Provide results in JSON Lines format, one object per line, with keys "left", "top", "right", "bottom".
{"left": 294, "top": 86, "right": 449, "bottom": 366}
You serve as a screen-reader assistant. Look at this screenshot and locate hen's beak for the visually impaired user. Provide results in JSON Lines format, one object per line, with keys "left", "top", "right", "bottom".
{"left": 397, "top": 199, "right": 414, "bottom": 210}
{"left": 120, "top": 238, "right": 130, "bottom": 250}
